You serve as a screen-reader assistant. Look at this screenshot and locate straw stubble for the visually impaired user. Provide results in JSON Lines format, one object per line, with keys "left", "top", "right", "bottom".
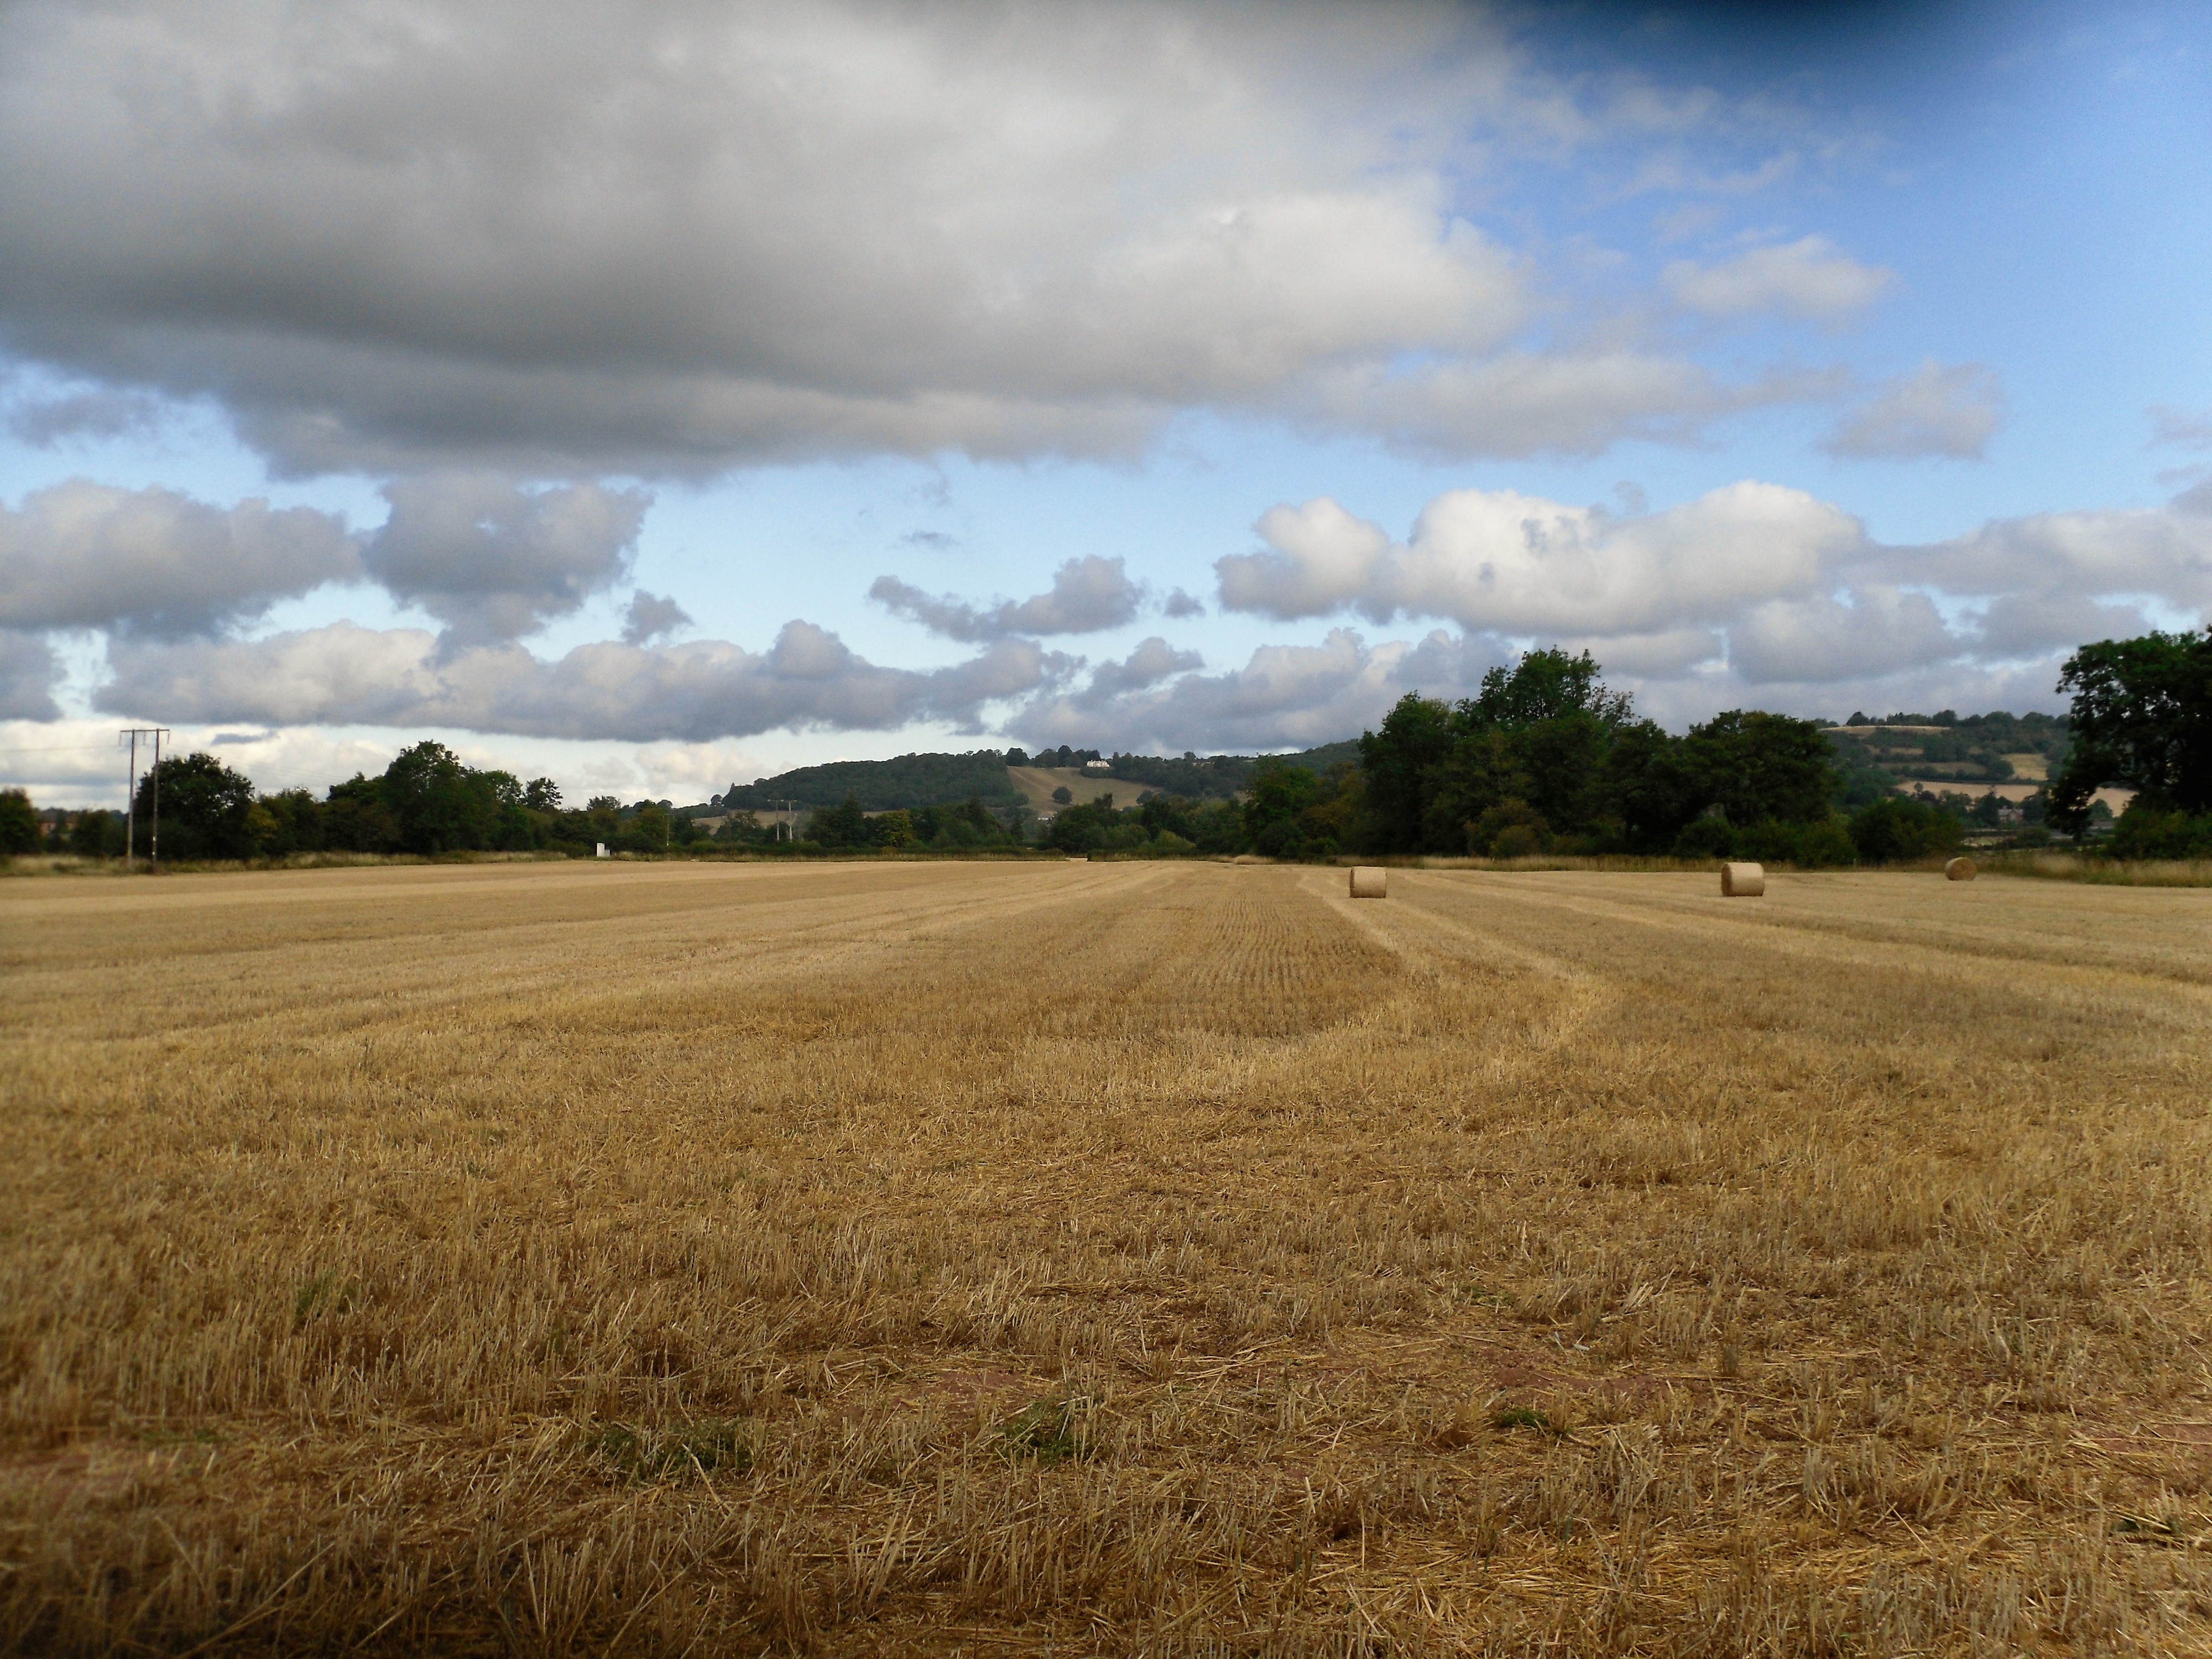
{"left": 3, "top": 859, "right": 2210, "bottom": 1653}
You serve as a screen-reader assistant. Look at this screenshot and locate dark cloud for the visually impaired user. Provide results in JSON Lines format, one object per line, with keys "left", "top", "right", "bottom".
{"left": 1068, "top": 638, "right": 1205, "bottom": 709}
{"left": 362, "top": 474, "right": 650, "bottom": 646}
{"left": 0, "top": 630, "right": 60, "bottom": 719}
{"left": 620, "top": 591, "right": 692, "bottom": 646}
{"left": 0, "top": 1, "right": 1832, "bottom": 475}
{"left": 7, "top": 387, "right": 167, "bottom": 446}
{"left": 1726, "top": 587, "right": 1961, "bottom": 684}
{"left": 94, "top": 619, "right": 1063, "bottom": 742}
{"left": 0, "top": 480, "right": 358, "bottom": 637}
{"left": 870, "top": 556, "right": 1143, "bottom": 641}
{"left": 1161, "top": 588, "right": 1206, "bottom": 619}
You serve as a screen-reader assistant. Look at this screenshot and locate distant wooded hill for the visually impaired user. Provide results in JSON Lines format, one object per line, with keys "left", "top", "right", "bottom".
{"left": 717, "top": 751, "right": 1024, "bottom": 812}
{"left": 1101, "top": 741, "right": 1362, "bottom": 798}
{"left": 702, "top": 717, "right": 2066, "bottom": 819}
{"left": 709, "top": 740, "right": 1365, "bottom": 814}
{"left": 1825, "top": 710, "right": 2070, "bottom": 799}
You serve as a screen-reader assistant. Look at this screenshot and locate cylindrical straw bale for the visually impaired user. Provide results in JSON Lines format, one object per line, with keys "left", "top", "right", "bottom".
{"left": 1349, "top": 866, "right": 1388, "bottom": 899}
{"left": 1944, "top": 855, "right": 1976, "bottom": 881}
{"left": 1720, "top": 861, "right": 1765, "bottom": 898}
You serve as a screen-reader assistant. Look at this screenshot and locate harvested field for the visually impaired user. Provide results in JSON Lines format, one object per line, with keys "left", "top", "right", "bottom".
{"left": 1005, "top": 765, "right": 1148, "bottom": 815}
{"left": 4, "top": 860, "right": 2212, "bottom": 1655}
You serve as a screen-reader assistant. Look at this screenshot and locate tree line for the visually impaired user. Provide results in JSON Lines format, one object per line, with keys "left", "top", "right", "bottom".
{"left": 7, "top": 743, "right": 713, "bottom": 862}
{"left": 6, "top": 627, "right": 2205, "bottom": 866}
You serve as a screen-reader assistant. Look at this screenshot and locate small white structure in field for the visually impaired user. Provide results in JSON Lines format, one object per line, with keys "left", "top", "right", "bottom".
{"left": 596, "top": 842, "right": 609, "bottom": 858}
{"left": 1349, "top": 866, "right": 1387, "bottom": 899}
{"left": 1720, "top": 861, "right": 1764, "bottom": 897}
{"left": 1945, "top": 856, "right": 1976, "bottom": 881}
{"left": 1084, "top": 759, "right": 1111, "bottom": 770}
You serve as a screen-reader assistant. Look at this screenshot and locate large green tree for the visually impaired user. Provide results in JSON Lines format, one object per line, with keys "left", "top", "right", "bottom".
{"left": 134, "top": 753, "right": 256, "bottom": 860}
{"left": 1358, "top": 692, "right": 1460, "bottom": 853}
{"left": 380, "top": 742, "right": 530, "bottom": 852}
{"left": 2048, "top": 629, "right": 2212, "bottom": 833}
{"left": 0, "top": 788, "right": 38, "bottom": 854}
{"left": 1675, "top": 710, "right": 1838, "bottom": 828}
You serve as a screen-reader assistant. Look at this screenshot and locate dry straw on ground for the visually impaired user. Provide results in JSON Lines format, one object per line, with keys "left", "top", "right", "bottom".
{"left": 1349, "top": 867, "right": 1387, "bottom": 899}
{"left": 1720, "top": 862, "right": 1765, "bottom": 897}
{"left": 1947, "top": 858, "right": 1978, "bottom": 882}
{"left": 5, "top": 860, "right": 2212, "bottom": 1655}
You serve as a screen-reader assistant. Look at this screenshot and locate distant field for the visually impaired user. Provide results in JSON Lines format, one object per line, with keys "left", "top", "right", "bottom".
{"left": 1891, "top": 778, "right": 2135, "bottom": 812}
{"left": 1005, "top": 764, "right": 1149, "bottom": 813}
{"left": 6, "top": 863, "right": 2211, "bottom": 1653}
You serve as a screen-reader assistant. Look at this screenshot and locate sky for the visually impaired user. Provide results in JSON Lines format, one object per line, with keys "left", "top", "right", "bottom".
{"left": 2, "top": 0, "right": 2208, "bottom": 808}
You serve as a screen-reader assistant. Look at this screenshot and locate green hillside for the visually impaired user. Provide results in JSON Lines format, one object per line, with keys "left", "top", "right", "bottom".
{"left": 710, "top": 740, "right": 1368, "bottom": 814}
{"left": 1825, "top": 711, "right": 2070, "bottom": 801}
{"left": 1102, "top": 741, "right": 1362, "bottom": 799}
{"left": 718, "top": 751, "right": 1023, "bottom": 812}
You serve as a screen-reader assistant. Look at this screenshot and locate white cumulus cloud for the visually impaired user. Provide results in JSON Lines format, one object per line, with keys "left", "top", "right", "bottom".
{"left": 1218, "top": 481, "right": 1864, "bottom": 637}
{"left": 1665, "top": 236, "right": 1895, "bottom": 321}
{"left": 1825, "top": 361, "right": 2005, "bottom": 461}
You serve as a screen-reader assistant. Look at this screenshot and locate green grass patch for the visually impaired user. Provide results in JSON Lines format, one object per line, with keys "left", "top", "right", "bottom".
{"left": 291, "top": 1270, "right": 357, "bottom": 1326}
{"left": 999, "top": 1396, "right": 1091, "bottom": 1465}
{"left": 1493, "top": 1404, "right": 1569, "bottom": 1438}
{"left": 590, "top": 1421, "right": 752, "bottom": 1482}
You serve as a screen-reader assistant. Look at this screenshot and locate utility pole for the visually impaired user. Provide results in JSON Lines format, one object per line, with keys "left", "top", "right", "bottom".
{"left": 117, "top": 727, "right": 169, "bottom": 870}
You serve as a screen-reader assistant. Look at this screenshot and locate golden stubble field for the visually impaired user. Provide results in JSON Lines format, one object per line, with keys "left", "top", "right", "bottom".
{"left": 4, "top": 859, "right": 2211, "bottom": 1655}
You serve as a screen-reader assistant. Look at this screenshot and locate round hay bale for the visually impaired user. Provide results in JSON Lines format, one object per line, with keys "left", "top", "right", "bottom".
{"left": 1720, "top": 861, "right": 1765, "bottom": 898}
{"left": 1349, "top": 866, "right": 1388, "bottom": 899}
{"left": 1944, "top": 855, "right": 1976, "bottom": 881}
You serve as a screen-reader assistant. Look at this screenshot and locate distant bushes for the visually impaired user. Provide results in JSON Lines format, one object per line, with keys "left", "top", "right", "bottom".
{"left": 1846, "top": 798, "right": 1966, "bottom": 865}
{"left": 794, "top": 794, "right": 1025, "bottom": 851}
{"left": 2106, "top": 805, "right": 2212, "bottom": 860}
{"left": 0, "top": 789, "right": 37, "bottom": 854}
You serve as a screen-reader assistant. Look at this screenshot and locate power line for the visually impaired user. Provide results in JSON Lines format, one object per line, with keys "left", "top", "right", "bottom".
{"left": 118, "top": 728, "right": 170, "bottom": 870}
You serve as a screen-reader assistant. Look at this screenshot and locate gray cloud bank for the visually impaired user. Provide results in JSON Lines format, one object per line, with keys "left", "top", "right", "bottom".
{"left": 0, "top": 1, "right": 1861, "bottom": 474}
{"left": 0, "top": 473, "right": 647, "bottom": 647}
{"left": 98, "top": 622, "right": 1061, "bottom": 743}
{"left": 0, "top": 481, "right": 359, "bottom": 637}
{"left": 870, "top": 557, "right": 1143, "bottom": 641}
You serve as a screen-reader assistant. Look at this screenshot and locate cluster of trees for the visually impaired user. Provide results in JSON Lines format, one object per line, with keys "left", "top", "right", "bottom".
{"left": 780, "top": 795, "right": 1026, "bottom": 851}
{"left": 14, "top": 743, "right": 726, "bottom": 863}
{"left": 1100, "top": 742, "right": 1361, "bottom": 801}
{"left": 1354, "top": 649, "right": 1857, "bottom": 863}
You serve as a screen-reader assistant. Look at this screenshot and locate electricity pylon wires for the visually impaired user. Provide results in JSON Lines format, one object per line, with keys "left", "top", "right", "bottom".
{"left": 118, "top": 727, "right": 170, "bottom": 870}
